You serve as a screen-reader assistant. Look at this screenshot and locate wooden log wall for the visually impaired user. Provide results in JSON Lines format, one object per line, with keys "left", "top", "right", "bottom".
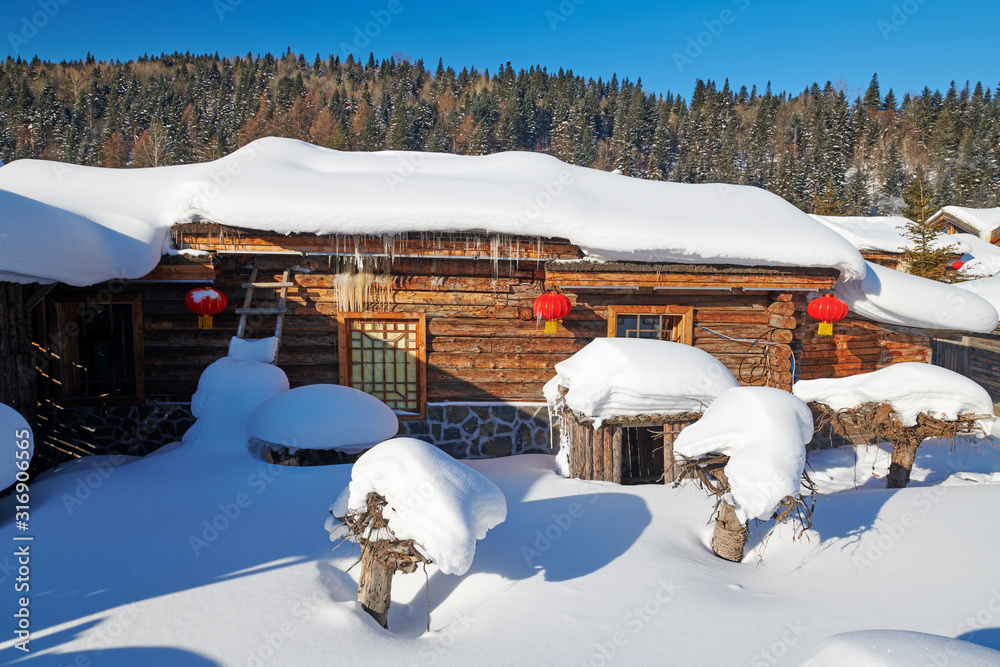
{"left": 0, "top": 283, "right": 36, "bottom": 426}
{"left": 798, "top": 317, "right": 931, "bottom": 381}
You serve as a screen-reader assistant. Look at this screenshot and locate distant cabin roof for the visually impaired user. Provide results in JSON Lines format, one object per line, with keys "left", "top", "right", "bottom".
{"left": 930, "top": 206, "right": 1000, "bottom": 241}
{"left": 810, "top": 214, "right": 970, "bottom": 255}
{"left": 0, "top": 138, "right": 867, "bottom": 286}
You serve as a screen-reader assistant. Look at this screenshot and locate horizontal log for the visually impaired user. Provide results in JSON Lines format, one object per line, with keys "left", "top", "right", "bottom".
{"left": 294, "top": 274, "right": 538, "bottom": 293}
{"left": 695, "top": 312, "right": 771, "bottom": 325}
{"left": 427, "top": 318, "right": 604, "bottom": 338}
{"left": 427, "top": 382, "right": 548, "bottom": 401}
{"left": 138, "top": 263, "right": 218, "bottom": 282}
{"left": 429, "top": 337, "right": 591, "bottom": 354}
{"left": 427, "top": 368, "right": 556, "bottom": 384}
{"left": 428, "top": 353, "right": 570, "bottom": 370}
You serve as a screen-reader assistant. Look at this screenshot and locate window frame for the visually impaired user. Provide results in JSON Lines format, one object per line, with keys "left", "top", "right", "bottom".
{"left": 51, "top": 293, "right": 146, "bottom": 405}
{"left": 336, "top": 312, "right": 427, "bottom": 420}
{"left": 606, "top": 305, "right": 694, "bottom": 345}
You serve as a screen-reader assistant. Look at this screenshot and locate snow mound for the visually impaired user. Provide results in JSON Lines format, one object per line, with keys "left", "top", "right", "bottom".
{"left": 673, "top": 386, "right": 811, "bottom": 522}
{"left": 811, "top": 214, "right": 968, "bottom": 254}
{"left": 793, "top": 362, "right": 995, "bottom": 427}
{"left": 955, "top": 273, "right": 1000, "bottom": 316}
{"left": 955, "top": 233, "right": 1000, "bottom": 278}
{"left": 0, "top": 403, "right": 32, "bottom": 490}
{"left": 801, "top": 629, "right": 1000, "bottom": 666}
{"left": 329, "top": 438, "right": 507, "bottom": 575}
{"left": 836, "top": 260, "right": 999, "bottom": 332}
{"left": 228, "top": 336, "right": 279, "bottom": 364}
{"left": 0, "top": 137, "right": 868, "bottom": 285}
{"left": 543, "top": 338, "right": 738, "bottom": 426}
{"left": 941, "top": 205, "right": 1000, "bottom": 239}
{"left": 249, "top": 384, "right": 398, "bottom": 454}
{"left": 189, "top": 358, "right": 289, "bottom": 436}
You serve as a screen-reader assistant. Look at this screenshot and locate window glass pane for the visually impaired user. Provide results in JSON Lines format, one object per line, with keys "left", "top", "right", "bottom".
{"left": 347, "top": 317, "right": 421, "bottom": 413}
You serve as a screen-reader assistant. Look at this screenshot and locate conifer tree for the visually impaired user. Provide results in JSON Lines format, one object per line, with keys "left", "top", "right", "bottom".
{"left": 900, "top": 167, "right": 955, "bottom": 280}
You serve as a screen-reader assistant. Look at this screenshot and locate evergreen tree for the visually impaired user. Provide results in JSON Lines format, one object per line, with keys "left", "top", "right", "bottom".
{"left": 900, "top": 167, "right": 954, "bottom": 280}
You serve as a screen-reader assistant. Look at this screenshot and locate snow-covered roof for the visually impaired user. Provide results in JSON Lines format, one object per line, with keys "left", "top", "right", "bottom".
{"left": 793, "top": 362, "right": 994, "bottom": 427}
{"left": 810, "top": 214, "right": 969, "bottom": 254}
{"left": 938, "top": 205, "right": 1000, "bottom": 240}
{"left": 954, "top": 273, "right": 1000, "bottom": 316}
{"left": 0, "top": 138, "right": 868, "bottom": 286}
{"left": 835, "top": 261, "right": 999, "bottom": 333}
{"left": 955, "top": 232, "right": 1000, "bottom": 278}
{"left": 543, "top": 338, "right": 738, "bottom": 425}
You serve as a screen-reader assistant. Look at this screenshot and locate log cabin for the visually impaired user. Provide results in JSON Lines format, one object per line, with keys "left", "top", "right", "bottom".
{"left": 1, "top": 139, "right": 994, "bottom": 469}
{"left": 930, "top": 206, "right": 1000, "bottom": 244}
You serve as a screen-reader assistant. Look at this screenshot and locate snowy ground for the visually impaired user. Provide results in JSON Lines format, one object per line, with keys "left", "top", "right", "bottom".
{"left": 2, "top": 432, "right": 1000, "bottom": 666}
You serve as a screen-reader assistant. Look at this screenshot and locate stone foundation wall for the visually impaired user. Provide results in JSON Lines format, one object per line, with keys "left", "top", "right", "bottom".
{"left": 34, "top": 400, "right": 555, "bottom": 469}
{"left": 398, "top": 403, "right": 554, "bottom": 459}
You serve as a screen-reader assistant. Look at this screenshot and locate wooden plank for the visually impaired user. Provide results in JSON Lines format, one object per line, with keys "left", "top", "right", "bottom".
{"left": 592, "top": 426, "right": 604, "bottom": 481}
{"left": 429, "top": 337, "right": 590, "bottom": 354}
{"left": 610, "top": 425, "right": 622, "bottom": 485}
{"left": 583, "top": 425, "right": 593, "bottom": 480}
{"left": 427, "top": 382, "right": 548, "bottom": 401}
{"left": 137, "top": 263, "right": 218, "bottom": 282}
{"left": 427, "top": 368, "right": 557, "bottom": 384}
{"left": 428, "top": 353, "right": 571, "bottom": 370}
{"left": 427, "top": 318, "right": 605, "bottom": 338}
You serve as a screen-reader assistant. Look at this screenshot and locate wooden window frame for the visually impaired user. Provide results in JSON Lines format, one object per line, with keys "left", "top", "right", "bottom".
{"left": 51, "top": 293, "right": 146, "bottom": 406}
{"left": 607, "top": 305, "right": 694, "bottom": 345}
{"left": 337, "top": 312, "right": 427, "bottom": 420}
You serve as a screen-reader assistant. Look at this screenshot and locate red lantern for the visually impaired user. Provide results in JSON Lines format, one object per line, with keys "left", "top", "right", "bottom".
{"left": 185, "top": 287, "right": 228, "bottom": 329}
{"left": 807, "top": 294, "right": 849, "bottom": 336}
{"left": 951, "top": 260, "right": 965, "bottom": 270}
{"left": 532, "top": 291, "right": 572, "bottom": 334}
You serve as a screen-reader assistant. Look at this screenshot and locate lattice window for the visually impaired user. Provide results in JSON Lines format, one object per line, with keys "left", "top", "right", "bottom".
{"left": 607, "top": 306, "right": 693, "bottom": 345}
{"left": 338, "top": 314, "right": 426, "bottom": 418}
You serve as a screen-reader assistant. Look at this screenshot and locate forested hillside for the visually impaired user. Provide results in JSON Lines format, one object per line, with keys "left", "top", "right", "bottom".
{"left": 1, "top": 50, "right": 998, "bottom": 215}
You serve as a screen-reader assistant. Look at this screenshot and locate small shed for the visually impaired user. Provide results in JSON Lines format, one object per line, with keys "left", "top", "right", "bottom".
{"left": 544, "top": 338, "right": 738, "bottom": 484}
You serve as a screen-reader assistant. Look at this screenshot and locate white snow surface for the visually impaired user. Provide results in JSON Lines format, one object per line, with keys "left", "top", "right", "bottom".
{"left": 835, "top": 260, "right": 999, "bottom": 332}
{"left": 0, "top": 138, "right": 868, "bottom": 285}
{"left": 793, "top": 362, "right": 995, "bottom": 427}
{"left": 956, "top": 232, "right": 1000, "bottom": 278}
{"left": 672, "top": 386, "right": 811, "bottom": 522}
{"left": 956, "top": 273, "right": 1000, "bottom": 316}
{"left": 227, "top": 336, "right": 279, "bottom": 364}
{"left": 189, "top": 357, "right": 290, "bottom": 440}
{"left": 0, "top": 403, "right": 32, "bottom": 490}
{"left": 941, "top": 205, "right": 1000, "bottom": 239}
{"left": 249, "top": 385, "right": 398, "bottom": 454}
{"left": 329, "top": 438, "right": 506, "bottom": 575}
{"left": 801, "top": 629, "right": 1000, "bottom": 666}
{"left": 811, "top": 214, "right": 969, "bottom": 254}
{"left": 543, "top": 338, "right": 738, "bottom": 425}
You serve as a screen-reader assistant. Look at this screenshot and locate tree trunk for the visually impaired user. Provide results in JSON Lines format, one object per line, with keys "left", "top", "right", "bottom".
{"left": 711, "top": 502, "right": 748, "bottom": 562}
{"left": 358, "top": 542, "right": 393, "bottom": 628}
{"left": 887, "top": 437, "right": 921, "bottom": 489}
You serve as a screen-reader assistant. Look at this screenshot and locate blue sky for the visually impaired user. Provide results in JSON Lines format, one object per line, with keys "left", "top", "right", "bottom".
{"left": 2, "top": 0, "right": 998, "bottom": 100}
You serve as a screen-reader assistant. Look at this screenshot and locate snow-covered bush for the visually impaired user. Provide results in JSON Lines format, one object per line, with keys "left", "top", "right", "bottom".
{"left": 794, "top": 363, "right": 995, "bottom": 488}
{"left": 673, "top": 386, "right": 813, "bottom": 562}
{"left": 327, "top": 438, "right": 507, "bottom": 627}
{"left": 187, "top": 357, "right": 289, "bottom": 440}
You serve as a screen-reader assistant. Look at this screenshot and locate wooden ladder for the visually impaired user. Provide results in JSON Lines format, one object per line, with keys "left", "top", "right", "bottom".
{"left": 235, "top": 265, "right": 294, "bottom": 360}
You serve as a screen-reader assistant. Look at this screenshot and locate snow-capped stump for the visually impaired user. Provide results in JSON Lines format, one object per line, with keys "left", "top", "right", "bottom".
{"left": 672, "top": 386, "right": 814, "bottom": 563}
{"left": 544, "top": 338, "right": 738, "bottom": 483}
{"left": 248, "top": 384, "right": 399, "bottom": 465}
{"left": 327, "top": 437, "right": 507, "bottom": 628}
{"left": 794, "top": 363, "right": 996, "bottom": 488}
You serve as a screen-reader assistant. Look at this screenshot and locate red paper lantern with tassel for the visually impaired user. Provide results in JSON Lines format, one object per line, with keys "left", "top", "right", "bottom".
{"left": 532, "top": 291, "right": 572, "bottom": 334}
{"left": 807, "top": 294, "right": 849, "bottom": 336}
{"left": 185, "top": 287, "right": 228, "bottom": 329}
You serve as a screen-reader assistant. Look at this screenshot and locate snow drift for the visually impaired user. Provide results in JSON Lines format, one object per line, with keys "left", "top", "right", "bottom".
{"left": 543, "top": 338, "right": 739, "bottom": 426}
{"left": 793, "top": 362, "right": 995, "bottom": 428}
{"left": 0, "top": 138, "right": 868, "bottom": 285}
{"left": 810, "top": 214, "right": 969, "bottom": 254}
{"left": 249, "top": 384, "right": 398, "bottom": 454}
{"left": 672, "top": 386, "right": 811, "bottom": 522}
{"left": 835, "top": 260, "right": 999, "bottom": 333}
{"left": 188, "top": 357, "right": 290, "bottom": 439}
{"left": 329, "top": 438, "right": 507, "bottom": 576}
{"left": 801, "top": 629, "right": 1000, "bottom": 666}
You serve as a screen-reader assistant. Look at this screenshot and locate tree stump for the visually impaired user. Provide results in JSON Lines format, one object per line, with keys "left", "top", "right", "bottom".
{"left": 358, "top": 542, "right": 394, "bottom": 628}
{"left": 711, "top": 501, "right": 748, "bottom": 563}
{"left": 887, "top": 436, "right": 921, "bottom": 489}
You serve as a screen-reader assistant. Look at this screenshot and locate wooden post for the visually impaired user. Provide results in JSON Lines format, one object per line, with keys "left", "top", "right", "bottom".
{"left": 0, "top": 283, "right": 35, "bottom": 428}
{"left": 662, "top": 423, "right": 680, "bottom": 484}
{"left": 603, "top": 427, "right": 613, "bottom": 483}
{"left": 592, "top": 426, "right": 604, "bottom": 481}
{"left": 358, "top": 542, "right": 393, "bottom": 628}
{"left": 582, "top": 424, "right": 593, "bottom": 480}
{"left": 610, "top": 426, "right": 622, "bottom": 485}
